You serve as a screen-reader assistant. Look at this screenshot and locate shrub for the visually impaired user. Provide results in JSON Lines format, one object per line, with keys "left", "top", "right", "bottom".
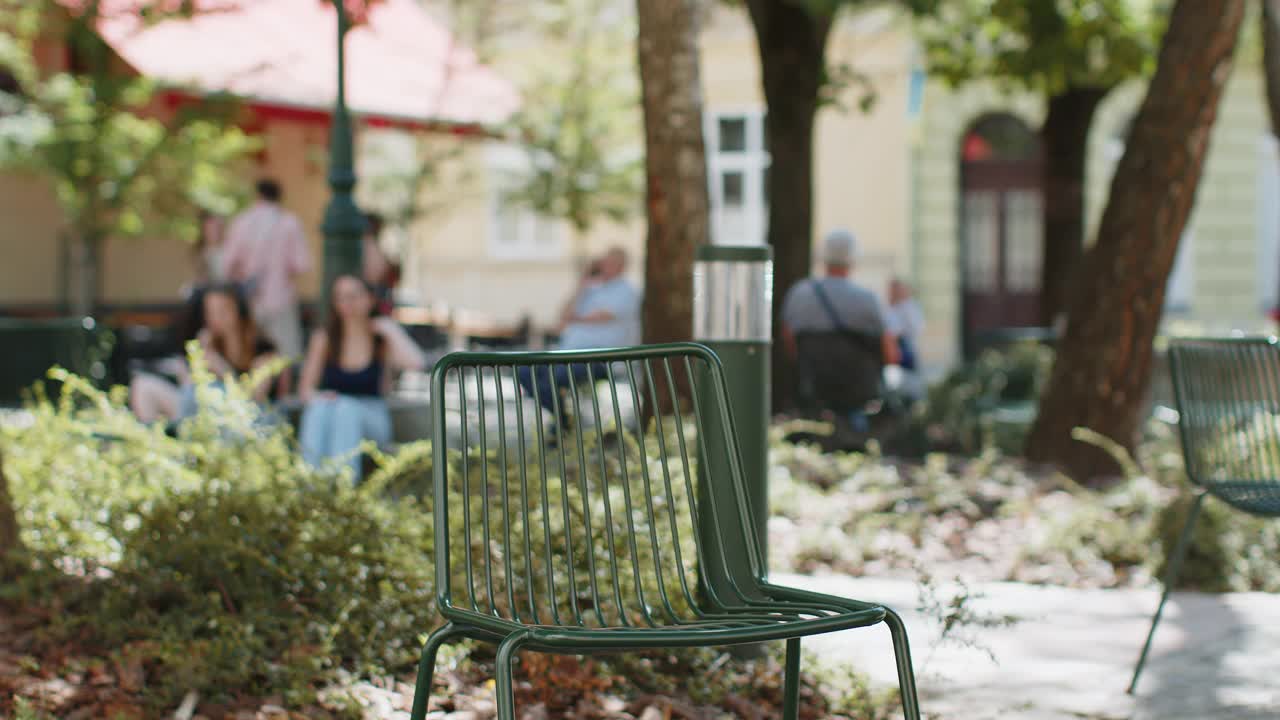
{"left": 4, "top": 359, "right": 893, "bottom": 717}
{"left": 4, "top": 362, "right": 437, "bottom": 710}
{"left": 913, "top": 341, "right": 1053, "bottom": 455}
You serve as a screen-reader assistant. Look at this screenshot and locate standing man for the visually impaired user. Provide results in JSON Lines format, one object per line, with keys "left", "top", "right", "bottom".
{"left": 223, "top": 179, "right": 312, "bottom": 358}
{"left": 781, "top": 230, "right": 898, "bottom": 429}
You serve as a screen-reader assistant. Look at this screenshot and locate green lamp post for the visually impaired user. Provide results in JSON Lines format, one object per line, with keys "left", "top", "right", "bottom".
{"left": 321, "top": 0, "right": 367, "bottom": 316}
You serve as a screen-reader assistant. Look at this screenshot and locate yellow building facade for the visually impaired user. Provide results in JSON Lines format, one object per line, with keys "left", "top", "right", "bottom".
{"left": 4, "top": 3, "right": 1274, "bottom": 370}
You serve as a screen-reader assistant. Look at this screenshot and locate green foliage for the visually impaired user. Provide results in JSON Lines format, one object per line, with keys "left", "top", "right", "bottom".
{"left": 3, "top": 359, "right": 436, "bottom": 709}
{"left": 0, "top": 0, "right": 257, "bottom": 307}
{"left": 912, "top": 0, "right": 1161, "bottom": 93}
{"left": 772, "top": 416, "right": 1280, "bottom": 594}
{"left": 3, "top": 357, "right": 885, "bottom": 715}
{"left": 1153, "top": 489, "right": 1280, "bottom": 593}
{"left": 503, "top": 0, "right": 643, "bottom": 240}
{"left": 915, "top": 341, "right": 1054, "bottom": 455}
{"left": 359, "top": 133, "right": 464, "bottom": 233}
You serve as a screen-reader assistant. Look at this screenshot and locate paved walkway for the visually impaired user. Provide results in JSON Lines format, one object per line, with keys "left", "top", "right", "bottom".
{"left": 777, "top": 574, "right": 1280, "bottom": 720}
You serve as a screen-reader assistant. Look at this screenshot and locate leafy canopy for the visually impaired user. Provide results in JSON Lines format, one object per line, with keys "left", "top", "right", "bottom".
{"left": 0, "top": 0, "right": 257, "bottom": 243}
{"left": 911, "top": 0, "right": 1161, "bottom": 93}
{"left": 503, "top": 0, "right": 643, "bottom": 236}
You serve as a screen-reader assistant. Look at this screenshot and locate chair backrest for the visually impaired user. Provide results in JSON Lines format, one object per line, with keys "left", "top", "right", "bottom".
{"left": 430, "top": 343, "right": 763, "bottom": 630}
{"left": 1169, "top": 338, "right": 1280, "bottom": 503}
{"left": 794, "top": 330, "right": 883, "bottom": 414}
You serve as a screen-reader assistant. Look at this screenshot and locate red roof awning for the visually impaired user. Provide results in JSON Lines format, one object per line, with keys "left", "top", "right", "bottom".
{"left": 86, "top": 0, "right": 519, "bottom": 130}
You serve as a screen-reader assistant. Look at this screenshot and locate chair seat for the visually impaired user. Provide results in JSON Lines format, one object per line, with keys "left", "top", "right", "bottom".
{"left": 444, "top": 597, "right": 888, "bottom": 650}
{"left": 1207, "top": 481, "right": 1280, "bottom": 517}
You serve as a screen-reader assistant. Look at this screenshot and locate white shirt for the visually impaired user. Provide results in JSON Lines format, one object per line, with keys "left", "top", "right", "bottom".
{"left": 885, "top": 298, "right": 925, "bottom": 340}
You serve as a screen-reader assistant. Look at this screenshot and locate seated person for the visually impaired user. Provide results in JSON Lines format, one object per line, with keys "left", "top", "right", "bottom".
{"left": 298, "top": 274, "right": 425, "bottom": 481}
{"left": 516, "top": 247, "right": 640, "bottom": 431}
{"left": 780, "top": 230, "right": 899, "bottom": 432}
{"left": 130, "top": 284, "right": 285, "bottom": 423}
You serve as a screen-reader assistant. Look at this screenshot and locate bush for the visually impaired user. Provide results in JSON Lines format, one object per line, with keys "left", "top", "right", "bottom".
{"left": 1153, "top": 489, "right": 1280, "bottom": 593}
{"left": 913, "top": 341, "right": 1053, "bottom": 455}
{"left": 3, "top": 363, "right": 437, "bottom": 710}
{"left": 772, "top": 415, "right": 1280, "bottom": 594}
{"left": 3, "top": 359, "right": 894, "bottom": 718}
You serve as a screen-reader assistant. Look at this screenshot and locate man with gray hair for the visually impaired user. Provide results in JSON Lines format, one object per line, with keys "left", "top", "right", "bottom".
{"left": 781, "top": 230, "right": 899, "bottom": 429}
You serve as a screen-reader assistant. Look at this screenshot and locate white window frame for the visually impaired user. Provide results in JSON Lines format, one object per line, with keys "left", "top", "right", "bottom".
{"left": 704, "top": 109, "right": 770, "bottom": 246}
{"left": 485, "top": 143, "right": 565, "bottom": 261}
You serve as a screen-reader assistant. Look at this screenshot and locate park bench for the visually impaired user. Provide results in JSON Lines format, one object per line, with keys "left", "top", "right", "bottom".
{"left": 1129, "top": 337, "right": 1280, "bottom": 693}
{"left": 410, "top": 343, "right": 921, "bottom": 720}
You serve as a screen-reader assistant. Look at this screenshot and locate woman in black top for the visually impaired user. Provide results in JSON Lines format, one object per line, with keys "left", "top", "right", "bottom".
{"left": 298, "top": 274, "right": 424, "bottom": 481}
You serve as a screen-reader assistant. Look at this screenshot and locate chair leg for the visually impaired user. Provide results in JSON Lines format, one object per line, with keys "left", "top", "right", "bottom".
{"left": 782, "top": 638, "right": 801, "bottom": 720}
{"left": 1128, "top": 491, "right": 1206, "bottom": 695}
{"left": 885, "top": 608, "right": 922, "bottom": 720}
{"left": 495, "top": 632, "right": 530, "bottom": 720}
{"left": 409, "top": 622, "right": 464, "bottom": 720}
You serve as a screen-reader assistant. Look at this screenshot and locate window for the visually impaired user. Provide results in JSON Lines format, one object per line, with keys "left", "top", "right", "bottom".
{"left": 486, "top": 144, "right": 564, "bottom": 260}
{"left": 705, "top": 110, "right": 769, "bottom": 245}
{"left": 1004, "top": 190, "right": 1043, "bottom": 292}
{"left": 962, "top": 191, "right": 999, "bottom": 292}
{"left": 1259, "top": 133, "right": 1280, "bottom": 311}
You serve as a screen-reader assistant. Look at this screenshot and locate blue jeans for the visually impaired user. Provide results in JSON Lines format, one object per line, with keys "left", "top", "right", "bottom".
{"left": 898, "top": 338, "right": 918, "bottom": 371}
{"left": 515, "top": 362, "right": 608, "bottom": 430}
{"left": 299, "top": 394, "right": 392, "bottom": 482}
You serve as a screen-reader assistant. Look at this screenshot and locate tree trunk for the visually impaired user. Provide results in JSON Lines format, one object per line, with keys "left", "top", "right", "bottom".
{"left": 636, "top": 0, "right": 710, "bottom": 347}
{"left": 1039, "top": 86, "right": 1109, "bottom": 328}
{"left": 71, "top": 231, "right": 103, "bottom": 318}
{"left": 1264, "top": 0, "right": 1280, "bottom": 136}
{"left": 1263, "top": 0, "right": 1280, "bottom": 312}
{"left": 0, "top": 447, "right": 22, "bottom": 574}
{"left": 635, "top": 0, "right": 710, "bottom": 411}
{"left": 744, "top": 1, "right": 833, "bottom": 412}
{"left": 1025, "top": 0, "right": 1246, "bottom": 482}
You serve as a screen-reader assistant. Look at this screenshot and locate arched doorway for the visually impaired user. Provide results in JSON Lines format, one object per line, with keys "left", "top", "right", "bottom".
{"left": 959, "top": 113, "right": 1044, "bottom": 356}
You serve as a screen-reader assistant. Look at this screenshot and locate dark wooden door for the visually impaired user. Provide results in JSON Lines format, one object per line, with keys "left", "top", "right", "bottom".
{"left": 960, "top": 116, "right": 1044, "bottom": 356}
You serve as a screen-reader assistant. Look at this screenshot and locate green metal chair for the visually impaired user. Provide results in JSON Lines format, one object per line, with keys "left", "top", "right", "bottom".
{"left": 1129, "top": 337, "right": 1280, "bottom": 693}
{"left": 410, "top": 343, "right": 921, "bottom": 720}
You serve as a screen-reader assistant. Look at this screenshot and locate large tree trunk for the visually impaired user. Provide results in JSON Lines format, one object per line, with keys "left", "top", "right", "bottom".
{"left": 1263, "top": 1, "right": 1280, "bottom": 311}
{"left": 1264, "top": 1, "right": 1280, "bottom": 134}
{"left": 1025, "top": 0, "right": 1246, "bottom": 482}
{"left": 635, "top": 0, "right": 709, "bottom": 397}
{"left": 1039, "top": 86, "right": 1109, "bottom": 328}
{"left": 0, "top": 447, "right": 22, "bottom": 574}
{"left": 71, "top": 232, "right": 104, "bottom": 318}
{"left": 744, "top": 0, "right": 833, "bottom": 411}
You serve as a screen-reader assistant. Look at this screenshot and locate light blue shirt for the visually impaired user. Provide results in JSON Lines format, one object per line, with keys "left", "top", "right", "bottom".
{"left": 559, "top": 278, "right": 641, "bottom": 350}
